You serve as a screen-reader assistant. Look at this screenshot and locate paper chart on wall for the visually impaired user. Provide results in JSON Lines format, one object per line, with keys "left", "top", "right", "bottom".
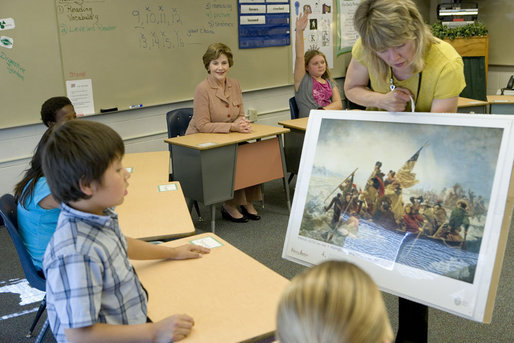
{"left": 291, "top": 0, "right": 334, "bottom": 69}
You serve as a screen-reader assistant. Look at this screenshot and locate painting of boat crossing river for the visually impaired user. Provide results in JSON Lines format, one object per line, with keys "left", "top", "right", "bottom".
{"left": 283, "top": 111, "right": 514, "bottom": 321}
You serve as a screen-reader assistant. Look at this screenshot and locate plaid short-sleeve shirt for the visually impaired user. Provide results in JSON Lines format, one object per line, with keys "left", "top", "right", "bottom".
{"left": 43, "top": 204, "right": 147, "bottom": 343}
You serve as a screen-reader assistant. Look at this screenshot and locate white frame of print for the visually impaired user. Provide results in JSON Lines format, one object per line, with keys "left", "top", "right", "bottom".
{"left": 282, "top": 110, "right": 514, "bottom": 322}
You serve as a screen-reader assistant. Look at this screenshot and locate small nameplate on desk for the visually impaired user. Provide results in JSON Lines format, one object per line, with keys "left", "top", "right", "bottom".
{"left": 468, "top": 101, "right": 483, "bottom": 104}
{"left": 126, "top": 167, "right": 133, "bottom": 173}
{"left": 493, "top": 99, "right": 509, "bottom": 103}
{"left": 158, "top": 184, "right": 177, "bottom": 192}
{"left": 191, "top": 236, "right": 223, "bottom": 249}
{"left": 197, "top": 142, "right": 217, "bottom": 147}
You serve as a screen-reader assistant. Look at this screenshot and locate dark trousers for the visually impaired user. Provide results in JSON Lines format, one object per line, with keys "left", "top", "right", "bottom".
{"left": 395, "top": 298, "right": 428, "bottom": 343}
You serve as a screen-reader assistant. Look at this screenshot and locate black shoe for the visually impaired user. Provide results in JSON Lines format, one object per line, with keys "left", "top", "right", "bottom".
{"left": 221, "top": 206, "right": 248, "bottom": 223}
{"left": 240, "top": 206, "right": 261, "bottom": 221}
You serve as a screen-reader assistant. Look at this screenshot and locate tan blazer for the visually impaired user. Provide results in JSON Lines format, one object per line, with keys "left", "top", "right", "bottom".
{"left": 185, "top": 74, "right": 245, "bottom": 134}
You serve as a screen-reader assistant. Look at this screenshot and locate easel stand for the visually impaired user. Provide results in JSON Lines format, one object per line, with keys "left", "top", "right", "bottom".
{"left": 395, "top": 298, "right": 428, "bottom": 343}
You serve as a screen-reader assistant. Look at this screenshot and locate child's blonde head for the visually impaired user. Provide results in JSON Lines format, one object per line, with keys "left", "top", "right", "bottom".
{"left": 276, "top": 260, "right": 393, "bottom": 343}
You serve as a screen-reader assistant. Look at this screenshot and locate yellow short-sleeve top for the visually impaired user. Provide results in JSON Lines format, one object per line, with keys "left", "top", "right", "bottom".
{"left": 351, "top": 37, "right": 466, "bottom": 112}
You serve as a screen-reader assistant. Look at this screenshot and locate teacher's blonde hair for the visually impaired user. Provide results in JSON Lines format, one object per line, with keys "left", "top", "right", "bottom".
{"left": 354, "top": 0, "right": 437, "bottom": 83}
{"left": 276, "top": 261, "right": 393, "bottom": 343}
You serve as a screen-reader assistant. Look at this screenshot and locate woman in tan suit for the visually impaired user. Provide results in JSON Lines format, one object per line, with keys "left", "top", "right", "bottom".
{"left": 186, "top": 43, "right": 261, "bottom": 223}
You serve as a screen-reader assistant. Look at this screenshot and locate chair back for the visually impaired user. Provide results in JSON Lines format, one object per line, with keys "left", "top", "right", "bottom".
{"left": 0, "top": 194, "right": 46, "bottom": 291}
{"left": 166, "top": 108, "right": 194, "bottom": 150}
{"left": 289, "top": 97, "right": 299, "bottom": 119}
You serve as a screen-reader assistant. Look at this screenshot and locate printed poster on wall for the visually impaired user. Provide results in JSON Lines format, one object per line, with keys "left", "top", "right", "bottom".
{"left": 282, "top": 110, "right": 514, "bottom": 322}
{"left": 336, "top": 0, "right": 360, "bottom": 55}
{"left": 291, "top": 0, "right": 334, "bottom": 69}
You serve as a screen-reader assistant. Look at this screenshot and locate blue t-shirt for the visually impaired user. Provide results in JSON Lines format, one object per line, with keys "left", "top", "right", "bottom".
{"left": 17, "top": 177, "right": 60, "bottom": 270}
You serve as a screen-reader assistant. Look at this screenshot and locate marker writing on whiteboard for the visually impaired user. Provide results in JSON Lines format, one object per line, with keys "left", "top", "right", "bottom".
{"left": 129, "top": 104, "right": 143, "bottom": 109}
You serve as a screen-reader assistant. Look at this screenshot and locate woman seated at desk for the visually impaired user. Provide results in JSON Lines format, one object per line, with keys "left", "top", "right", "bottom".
{"left": 186, "top": 42, "right": 261, "bottom": 223}
{"left": 293, "top": 12, "right": 342, "bottom": 118}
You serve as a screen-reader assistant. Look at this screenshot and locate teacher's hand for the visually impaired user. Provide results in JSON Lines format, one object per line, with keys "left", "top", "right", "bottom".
{"left": 381, "top": 87, "right": 412, "bottom": 112}
{"left": 231, "top": 117, "right": 252, "bottom": 133}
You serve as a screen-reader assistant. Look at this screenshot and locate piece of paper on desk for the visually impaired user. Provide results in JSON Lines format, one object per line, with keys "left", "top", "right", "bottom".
{"left": 197, "top": 142, "right": 217, "bottom": 147}
{"left": 190, "top": 236, "right": 223, "bottom": 249}
{"left": 158, "top": 184, "right": 177, "bottom": 192}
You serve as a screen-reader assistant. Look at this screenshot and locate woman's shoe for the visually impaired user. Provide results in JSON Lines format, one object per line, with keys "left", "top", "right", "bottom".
{"left": 221, "top": 206, "right": 248, "bottom": 223}
{"left": 240, "top": 206, "right": 261, "bottom": 221}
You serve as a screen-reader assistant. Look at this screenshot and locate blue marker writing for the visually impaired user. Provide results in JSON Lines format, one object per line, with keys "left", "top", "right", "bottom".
{"left": 129, "top": 104, "right": 143, "bottom": 109}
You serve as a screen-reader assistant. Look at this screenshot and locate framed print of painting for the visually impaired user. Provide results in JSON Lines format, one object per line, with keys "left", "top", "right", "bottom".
{"left": 282, "top": 110, "right": 514, "bottom": 322}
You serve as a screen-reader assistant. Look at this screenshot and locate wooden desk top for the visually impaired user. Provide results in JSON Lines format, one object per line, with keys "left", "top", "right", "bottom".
{"left": 117, "top": 151, "right": 195, "bottom": 241}
{"left": 458, "top": 97, "right": 489, "bottom": 108}
{"left": 164, "top": 123, "right": 290, "bottom": 150}
{"left": 278, "top": 117, "right": 308, "bottom": 131}
{"left": 132, "top": 233, "right": 289, "bottom": 342}
{"left": 487, "top": 95, "right": 514, "bottom": 104}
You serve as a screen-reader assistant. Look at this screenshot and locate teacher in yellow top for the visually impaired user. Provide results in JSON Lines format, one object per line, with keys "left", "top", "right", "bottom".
{"left": 344, "top": 0, "right": 466, "bottom": 113}
{"left": 186, "top": 43, "right": 261, "bottom": 223}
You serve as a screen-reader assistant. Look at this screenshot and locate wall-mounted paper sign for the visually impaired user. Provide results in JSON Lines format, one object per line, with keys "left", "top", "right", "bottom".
{"left": 283, "top": 110, "right": 514, "bottom": 323}
{"left": 0, "top": 36, "right": 13, "bottom": 48}
{"left": 0, "top": 18, "right": 15, "bottom": 31}
{"left": 66, "top": 79, "right": 95, "bottom": 116}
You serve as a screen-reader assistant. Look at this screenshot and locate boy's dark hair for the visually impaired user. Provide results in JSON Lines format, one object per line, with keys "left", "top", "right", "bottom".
{"left": 41, "top": 96, "right": 72, "bottom": 127}
{"left": 41, "top": 120, "right": 125, "bottom": 203}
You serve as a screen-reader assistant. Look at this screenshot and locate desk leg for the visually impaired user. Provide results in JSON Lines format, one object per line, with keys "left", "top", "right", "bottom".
{"left": 279, "top": 134, "right": 291, "bottom": 211}
{"left": 211, "top": 204, "right": 216, "bottom": 233}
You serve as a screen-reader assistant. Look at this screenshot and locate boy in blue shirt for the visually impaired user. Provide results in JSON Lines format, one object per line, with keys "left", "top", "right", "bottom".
{"left": 41, "top": 120, "right": 209, "bottom": 343}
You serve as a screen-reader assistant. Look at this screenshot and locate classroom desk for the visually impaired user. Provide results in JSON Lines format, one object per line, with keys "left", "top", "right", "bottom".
{"left": 165, "top": 124, "right": 291, "bottom": 232}
{"left": 278, "top": 117, "right": 308, "bottom": 177}
{"left": 487, "top": 95, "right": 514, "bottom": 114}
{"left": 457, "top": 97, "right": 489, "bottom": 114}
{"left": 117, "top": 151, "right": 195, "bottom": 241}
{"left": 132, "top": 233, "right": 289, "bottom": 342}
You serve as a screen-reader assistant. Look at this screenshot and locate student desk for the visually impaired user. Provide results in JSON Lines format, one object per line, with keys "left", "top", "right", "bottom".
{"left": 278, "top": 117, "right": 308, "bottom": 177}
{"left": 487, "top": 95, "right": 514, "bottom": 114}
{"left": 117, "top": 151, "right": 195, "bottom": 241}
{"left": 457, "top": 97, "right": 489, "bottom": 114}
{"left": 132, "top": 233, "right": 289, "bottom": 342}
{"left": 165, "top": 124, "right": 291, "bottom": 232}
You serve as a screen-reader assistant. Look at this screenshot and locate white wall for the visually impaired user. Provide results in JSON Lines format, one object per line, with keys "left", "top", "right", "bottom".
{"left": 0, "top": 85, "right": 295, "bottom": 196}
{"left": 487, "top": 66, "right": 514, "bottom": 95}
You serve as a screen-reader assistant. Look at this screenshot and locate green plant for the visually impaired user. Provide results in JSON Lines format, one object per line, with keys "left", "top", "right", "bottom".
{"left": 431, "top": 21, "right": 488, "bottom": 40}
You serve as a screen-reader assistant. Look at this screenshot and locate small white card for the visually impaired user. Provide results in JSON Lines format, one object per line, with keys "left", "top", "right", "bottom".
{"left": 0, "top": 18, "right": 15, "bottom": 31}
{"left": 197, "top": 142, "right": 217, "bottom": 147}
{"left": 158, "top": 184, "right": 177, "bottom": 192}
{"left": 0, "top": 36, "right": 13, "bottom": 49}
{"left": 191, "top": 236, "right": 223, "bottom": 249}
{"left": 125, "top": 167, "right": 133, "bottom": 173}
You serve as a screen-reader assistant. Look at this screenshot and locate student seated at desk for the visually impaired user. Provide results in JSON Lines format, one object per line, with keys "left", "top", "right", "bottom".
{"left": 186, "top": 42, "right": 262, "bottom": 223}
{"left": 41, "top": 120, "right": 210, "bottom": 343}
{"left": 14, "top": 97, "right": 76, "bottom": 270}
{"left": 294, "top": 13, "right": 342, "bottom": 118}
{"left": 276, "top": 260, "right": 393, "bottom": 343}
{"left": 41, "top": 96, "right": 76, "bottom": 127}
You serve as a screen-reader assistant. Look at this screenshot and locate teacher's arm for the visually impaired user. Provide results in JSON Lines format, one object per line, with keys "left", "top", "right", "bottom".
{"left": 344, "top": 58, "right": 410, "bottom": 112}
{"left": 431, "top": 97, "right": 458, "bottom": 113}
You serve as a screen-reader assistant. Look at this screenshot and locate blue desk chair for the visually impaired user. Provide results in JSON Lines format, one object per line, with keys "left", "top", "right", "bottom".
{"left": 166, "top": 108, "right": 202, "bottom": 220}
{"left": 289, "top": 97, "right": 299, "bottom": 119}
{"left": 0, "top": 194, "right": 49, "bottom": 342}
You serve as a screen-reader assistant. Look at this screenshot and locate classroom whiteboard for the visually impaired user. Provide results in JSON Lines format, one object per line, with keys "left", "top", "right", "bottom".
{"left": 56, "top": 0, "right": 294, "bottom": 113}
{"left": 0, "top": 0, "right": 349, "bottom": 129}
